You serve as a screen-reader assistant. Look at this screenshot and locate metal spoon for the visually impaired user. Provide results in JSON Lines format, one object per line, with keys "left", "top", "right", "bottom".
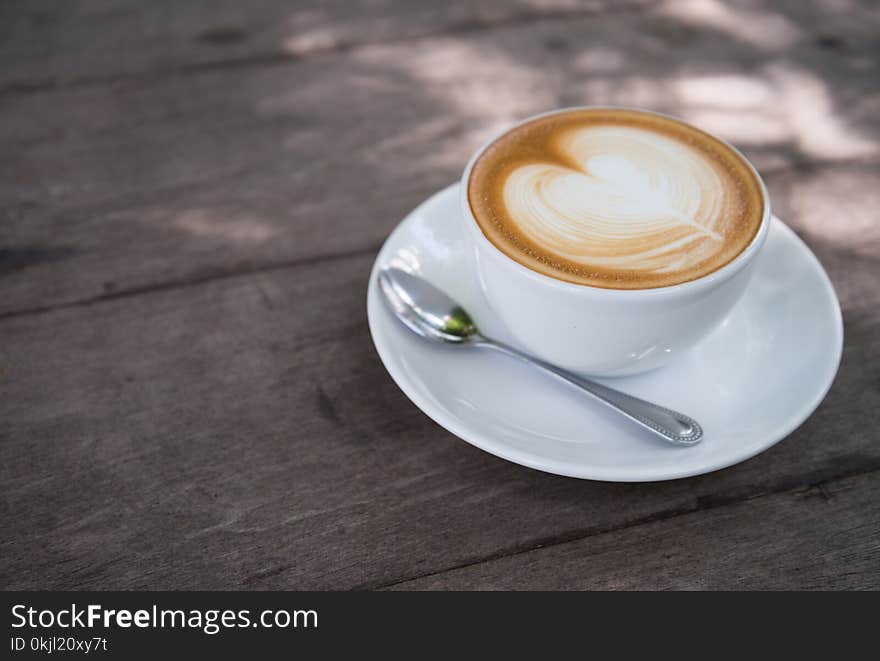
{"left": 378, "top": 267, "right": 702, "bottom": 446}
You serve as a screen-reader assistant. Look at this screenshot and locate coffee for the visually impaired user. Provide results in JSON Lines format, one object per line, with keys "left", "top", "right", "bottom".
{"left": 467, "top": 108, "right": 765, "bottom": 289}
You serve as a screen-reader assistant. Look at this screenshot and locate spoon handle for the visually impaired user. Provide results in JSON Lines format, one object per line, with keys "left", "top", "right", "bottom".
{"left": 476, "top": 337, "right": 703, "bottom": 446}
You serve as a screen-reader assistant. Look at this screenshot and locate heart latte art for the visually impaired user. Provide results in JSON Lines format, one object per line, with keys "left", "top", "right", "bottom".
{"left": 468, "top": 109, "right": 765, "bottom": 289}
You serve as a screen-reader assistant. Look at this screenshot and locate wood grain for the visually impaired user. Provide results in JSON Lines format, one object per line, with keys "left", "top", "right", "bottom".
{"left": 0, "top": 1, "right": 651, "bottom": 91}
{"left": 2, "top": 0, "right": 879, "bottom": 591}
{"left": 387, "top": 470, "right": 880, "bottom": 590}
{"left": 0, "top": 244, "right": 877, "bottom": 589}
{"left": 2, "top": 1, "right": 879, "bottom": 317}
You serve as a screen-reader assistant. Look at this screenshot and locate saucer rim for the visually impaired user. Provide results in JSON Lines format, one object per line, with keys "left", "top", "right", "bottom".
{"left": 367, "top": 183, "right": 844, "bottom": 482}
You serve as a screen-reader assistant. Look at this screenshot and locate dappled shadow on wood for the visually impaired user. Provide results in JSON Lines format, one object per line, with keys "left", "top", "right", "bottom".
{"left": 1, "top": 0, "right": 879, "bottom": 590}
{"left": 1, "top": 0, "right": 879, "bottom": 316}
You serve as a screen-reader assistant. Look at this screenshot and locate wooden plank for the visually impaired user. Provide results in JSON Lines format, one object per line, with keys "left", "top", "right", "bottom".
{"left": 2, "top": 3, "right": 879, "bottom": 318}
{"left": 2, "top": 1, "right": 877, "bottom": 92}
{"left": 0, "top": 243, "right": 878, "bottom": 589}
{"left": 2, "top": 1, "right": 878, "bottom": 590}
{"left": 0, "top": 1, "right": 651, "bottom": 91}
{"left": 387, "top": 470, "right": 880, "bottom": 590}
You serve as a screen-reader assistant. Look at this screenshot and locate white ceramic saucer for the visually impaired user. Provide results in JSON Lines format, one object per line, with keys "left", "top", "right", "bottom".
{"left": 367, "top": 184, "right": 843, "bottom": 481}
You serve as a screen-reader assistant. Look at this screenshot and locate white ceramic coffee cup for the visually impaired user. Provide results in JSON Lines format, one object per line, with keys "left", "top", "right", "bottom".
{"left": 460, "top": 107, "right": 771, "bottom": 377}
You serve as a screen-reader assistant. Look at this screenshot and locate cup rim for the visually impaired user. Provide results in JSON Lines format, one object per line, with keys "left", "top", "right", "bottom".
{"left": 459, "top": 105, "right": 772, "bottom": 299}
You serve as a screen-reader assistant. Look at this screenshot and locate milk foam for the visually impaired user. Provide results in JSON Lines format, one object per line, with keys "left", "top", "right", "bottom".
{"left": 468, "top": 109, "right": 765, "bottom": 289}
{"left": 502, "top": 126, "right": 725, "bottom": 273}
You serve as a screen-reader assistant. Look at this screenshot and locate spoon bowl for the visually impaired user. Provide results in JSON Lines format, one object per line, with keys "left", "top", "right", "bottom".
{"left": 378, "top": 269, "right": 476, "bottom": 343}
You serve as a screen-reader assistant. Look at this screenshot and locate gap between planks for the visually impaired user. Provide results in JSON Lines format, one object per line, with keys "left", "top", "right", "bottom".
{"left": 0, "top": 241, "right": 382, "bottom": 323}
{"left": 364, "top": 462, "right": 880, "bottom": 590}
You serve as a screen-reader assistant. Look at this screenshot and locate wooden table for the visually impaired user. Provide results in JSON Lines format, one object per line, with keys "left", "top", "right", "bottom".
{"left": 2, "top": 1, "right": 878, "bottom": 590}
